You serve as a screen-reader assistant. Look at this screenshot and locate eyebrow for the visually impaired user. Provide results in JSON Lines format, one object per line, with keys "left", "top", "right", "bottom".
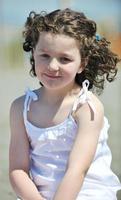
{"left": 36, "top": 48, "right": 48, "bottom": 52}
{"left": 60, "top": 53, "right": 73, "bottom": 58}
{"left": 36, "top": 48, "right": 74, "bottom": 58}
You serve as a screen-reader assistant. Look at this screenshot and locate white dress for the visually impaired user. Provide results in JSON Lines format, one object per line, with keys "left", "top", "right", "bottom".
{"left": 18, "top": 80, "right": 121, "bottom": 200}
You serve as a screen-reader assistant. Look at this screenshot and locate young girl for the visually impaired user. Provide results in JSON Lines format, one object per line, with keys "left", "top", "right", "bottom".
{"left": 9, "top": 8, "right": 121, "bottom": 200}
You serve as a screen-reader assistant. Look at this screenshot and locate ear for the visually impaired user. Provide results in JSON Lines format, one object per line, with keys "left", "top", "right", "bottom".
{"left": 77, "top": 58, "right": 88, "bottom": 74}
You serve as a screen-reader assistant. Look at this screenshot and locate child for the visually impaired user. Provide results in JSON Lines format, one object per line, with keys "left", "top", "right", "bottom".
{"left": 9, "top": 8, "right": 121, "bottom": 200}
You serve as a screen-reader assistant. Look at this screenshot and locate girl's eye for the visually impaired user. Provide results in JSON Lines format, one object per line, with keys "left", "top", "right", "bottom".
{"left": 60, "top": 57, "right": 71, "bottom": 63}
{"left": 40, "top": 54, "right": 50, "bottom": 58}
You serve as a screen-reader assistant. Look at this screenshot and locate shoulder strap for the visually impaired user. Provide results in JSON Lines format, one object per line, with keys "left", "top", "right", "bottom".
{"left": 23, "top": 88, "right": 38, "bottom": 122}
{"left": 71, "top": 80, "right": 96, "bottom": 114}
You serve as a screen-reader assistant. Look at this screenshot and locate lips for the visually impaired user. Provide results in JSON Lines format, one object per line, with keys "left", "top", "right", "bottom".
{"left": 43, "top": 73, "right": 61, "bottom": 79}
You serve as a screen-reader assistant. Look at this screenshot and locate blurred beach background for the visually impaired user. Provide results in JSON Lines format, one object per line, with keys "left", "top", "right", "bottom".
{"left": 0, "top": 0, "right": 121, "bottom": 199}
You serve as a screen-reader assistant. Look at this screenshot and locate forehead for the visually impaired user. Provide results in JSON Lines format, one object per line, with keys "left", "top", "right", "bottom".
{"left": 35, "top": 32, "right": 80, "bottom": 53}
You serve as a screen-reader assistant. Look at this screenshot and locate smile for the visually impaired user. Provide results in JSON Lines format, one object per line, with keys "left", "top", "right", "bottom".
{"left": 43, "top": 73, "right": 61, "bottom": 79}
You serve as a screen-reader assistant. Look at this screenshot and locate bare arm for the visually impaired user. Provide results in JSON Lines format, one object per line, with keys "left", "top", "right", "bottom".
{"left": 9, "top": 98, "right": 45, "bottom": 200}
{"left": 53, "top": 95, "right": 104, "bottom": 200}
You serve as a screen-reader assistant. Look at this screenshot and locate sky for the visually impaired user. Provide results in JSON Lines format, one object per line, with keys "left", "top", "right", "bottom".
{"left": 0, "top": 0, "right": 120, "bottom": 30}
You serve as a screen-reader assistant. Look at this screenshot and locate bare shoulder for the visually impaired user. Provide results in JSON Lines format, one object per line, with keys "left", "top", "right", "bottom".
{"left": 9, "top": 94, "right": 26, "bottom": 132}
{"left": 10, "top": 94, "right": 25, "bottom": 116}
{"left": 88, "top": 91, "right": 104, "bottom": 114}
{"left": 75, "top": 91, "right": 104, "bottom": 130}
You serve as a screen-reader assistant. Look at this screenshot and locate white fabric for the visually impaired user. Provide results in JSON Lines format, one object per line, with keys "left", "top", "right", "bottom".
{"left": 72, "top": 80, "right": 96, "bottom": 114}
{"left": 22, "top": 80, "right": 121, "bottom": 200}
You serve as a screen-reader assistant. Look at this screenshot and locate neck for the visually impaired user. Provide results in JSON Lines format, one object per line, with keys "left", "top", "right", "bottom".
{"left": 40, "top": 82, "right": 81, "bottom": 104}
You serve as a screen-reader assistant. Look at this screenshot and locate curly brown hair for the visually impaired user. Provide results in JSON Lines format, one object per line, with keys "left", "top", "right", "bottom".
{"left": 23, "top": 8, "right": 120, "bottom": 94}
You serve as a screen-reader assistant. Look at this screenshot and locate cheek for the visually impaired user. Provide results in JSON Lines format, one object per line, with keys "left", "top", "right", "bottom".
{"left": 62, "top": 68, "right": 76, "bottom": 80}
{"left": 34, "top": 58, "right": 46, "bottom": 71}
{"left": 34, "top": 57, "right": 41, "bottom": 67}
{"left": 64, "top": 62, "right": 81, "bottom": 75}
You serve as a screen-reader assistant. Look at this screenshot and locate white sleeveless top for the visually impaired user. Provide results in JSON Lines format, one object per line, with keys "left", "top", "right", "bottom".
{"left": 23, "top": 80, "right": 121, "bottom": 200}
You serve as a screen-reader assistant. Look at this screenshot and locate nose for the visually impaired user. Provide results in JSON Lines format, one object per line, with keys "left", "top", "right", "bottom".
{"left": 48, "top": 58, "right": 59, "bottom": 71}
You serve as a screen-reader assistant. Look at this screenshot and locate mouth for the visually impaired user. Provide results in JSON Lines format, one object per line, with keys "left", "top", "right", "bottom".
{"left": 43, "top": 73, "right": 61, "bottom": 79}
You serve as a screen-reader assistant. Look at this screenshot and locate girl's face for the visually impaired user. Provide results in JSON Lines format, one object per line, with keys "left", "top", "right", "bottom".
{"left": 34, "top": 32, "right": 83, "bottom": 91}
